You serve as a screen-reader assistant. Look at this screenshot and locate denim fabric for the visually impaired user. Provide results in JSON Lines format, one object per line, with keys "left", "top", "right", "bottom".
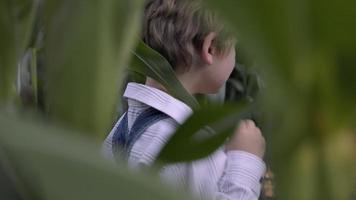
{"left": 112, "top": 107, "right": 169, "bottom": 160}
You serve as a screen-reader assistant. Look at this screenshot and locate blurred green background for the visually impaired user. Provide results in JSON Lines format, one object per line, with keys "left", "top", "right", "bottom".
{"left": 1, "top": 0, "right": 355, "bottom": 200}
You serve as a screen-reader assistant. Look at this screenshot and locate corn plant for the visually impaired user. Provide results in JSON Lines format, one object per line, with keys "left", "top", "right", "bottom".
{"left": 1, "top": 0, "right": 356, "bottom": 200}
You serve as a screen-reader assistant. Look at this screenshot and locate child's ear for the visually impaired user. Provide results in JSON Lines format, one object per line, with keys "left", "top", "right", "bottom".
{"left": 201, "top": 32, "right": 217, "bottom": 65}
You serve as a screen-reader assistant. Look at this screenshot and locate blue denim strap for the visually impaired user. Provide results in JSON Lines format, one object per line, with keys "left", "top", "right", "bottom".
{"left": 112, "top": 107, "right": 169, "bottom": 160}
{"left": 112, "top": 112, "right": 129, "bottom": 157}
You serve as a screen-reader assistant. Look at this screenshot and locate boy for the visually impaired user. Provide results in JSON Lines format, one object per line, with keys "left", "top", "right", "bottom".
{"left": 103, "top": 0, "right": 266, "bottom": 199}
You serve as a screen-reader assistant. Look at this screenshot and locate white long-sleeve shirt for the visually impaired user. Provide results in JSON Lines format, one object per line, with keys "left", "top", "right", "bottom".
{"left": 103, "top": 82, "right": 266, "bottom": 200}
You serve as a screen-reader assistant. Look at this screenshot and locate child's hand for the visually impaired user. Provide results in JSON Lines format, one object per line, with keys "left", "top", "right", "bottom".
{"left": 226, "top": 120, "right": 266, "bottom": 158}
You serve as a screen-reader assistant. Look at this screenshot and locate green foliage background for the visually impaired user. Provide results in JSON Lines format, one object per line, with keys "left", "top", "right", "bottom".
{"left": 1, "top": 0, "right": 355, "bottom": 200}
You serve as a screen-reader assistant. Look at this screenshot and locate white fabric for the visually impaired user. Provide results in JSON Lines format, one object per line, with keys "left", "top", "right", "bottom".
{"left": 103, "top": 82, "right": 266, "bottom": 200}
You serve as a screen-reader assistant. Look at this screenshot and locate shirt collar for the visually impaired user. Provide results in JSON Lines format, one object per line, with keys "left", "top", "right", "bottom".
{"left": 123, "top": 82, "right": 193, "bottom": 124}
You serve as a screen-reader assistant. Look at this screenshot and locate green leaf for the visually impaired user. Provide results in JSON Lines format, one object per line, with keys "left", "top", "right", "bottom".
{"left": 0, "top": 112, "right": 195, "bottom": 200}
{"left": 0, "top": 149, "right": 24, "bottom": 200}
{"left": 43, "top": 0, "right": 144, "bottom": 137}
{"left": 157, "top": 102, "right": 247, "bottom": 164}
{"left": 0, "top": 0, "right": 37, "bottom": 104}
{"left": 130, "top": 40, "right": 199, "bottom": 109}
{"left": 205, "top": 1, "right": 356, "bottom": 199}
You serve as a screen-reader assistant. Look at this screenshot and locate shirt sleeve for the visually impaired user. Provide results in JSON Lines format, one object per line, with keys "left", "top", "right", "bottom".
{"left": 215, "top": 151, "right": 266, "bottom": 200}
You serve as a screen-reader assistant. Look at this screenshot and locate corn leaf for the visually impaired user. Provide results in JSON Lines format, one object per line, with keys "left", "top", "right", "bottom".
{"left": 0, "top": 0, "right": 37, "bottom": 104}
{"left": 130, "top": 40, "right": 199, "bottom": 109}
{"left": 43, "top": 0, "right": 144, "bottom": 137}
{"left": 157, "top": 102, "right": 248, "bottom": 164}
{"left": 0, "top": 112, "right": 195, "bottom": 200}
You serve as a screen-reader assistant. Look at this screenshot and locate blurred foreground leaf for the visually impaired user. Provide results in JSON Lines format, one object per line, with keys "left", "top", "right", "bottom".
{"left": 43, "top": 0, "right": 144, "bottom": 137}
{"left": 0, "top": 112, "right": 195, "bottom": 200}
{"left": 0, "top": 0, "right": 37, "bottom": 104}
{"left": 205, "top": 0, "right": 356, "bottom": 199}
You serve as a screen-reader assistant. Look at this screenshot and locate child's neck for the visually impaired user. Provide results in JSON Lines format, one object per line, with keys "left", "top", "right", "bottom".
{"left": 145, "top": 76, "right": 197, "bottom": 95}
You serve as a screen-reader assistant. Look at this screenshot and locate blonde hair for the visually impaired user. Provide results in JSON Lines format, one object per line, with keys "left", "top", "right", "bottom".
{"left": 142, "top": 0, "right": 233, "bottom": 71}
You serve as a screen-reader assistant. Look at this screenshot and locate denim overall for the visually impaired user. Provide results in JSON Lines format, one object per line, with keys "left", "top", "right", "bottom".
{"left": 112, "top": 107, "right": 169, "bottom": 160}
